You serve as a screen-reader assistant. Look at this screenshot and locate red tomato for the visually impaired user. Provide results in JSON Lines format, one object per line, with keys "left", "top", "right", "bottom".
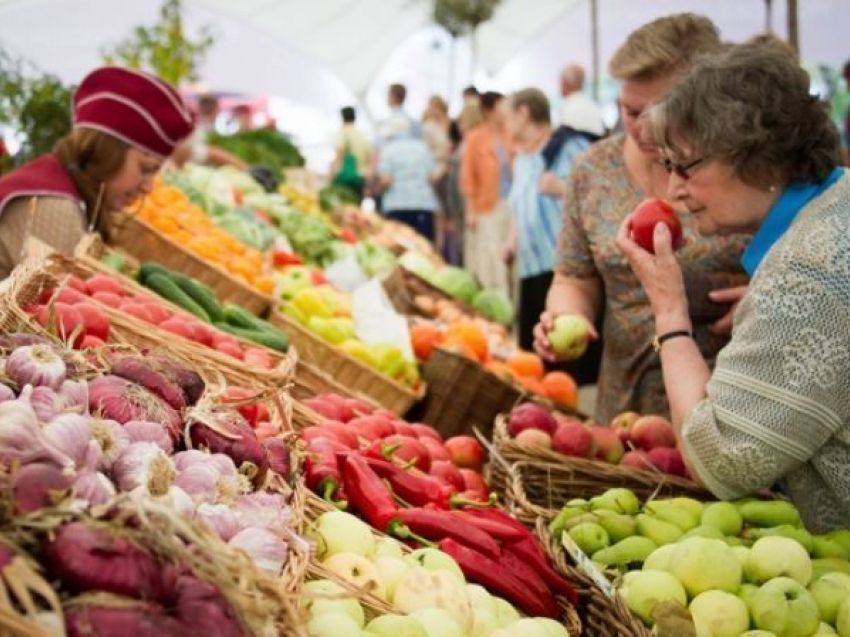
{"left": 215, "top": 340, "right": 244, "bottom": 360}
{"left": 630, "top": 198, "right": 683, "bottom": 254}
{"left": 190, "top": 321, "right": 215, "bottom": 346}
{"left": 78, "top": 334, "right": 106, "bottom": 349}
{"left": 223, "top": 386, "right": 270, "bottom": 427}
{"left": 85, "top": 274, "right": 125, "bottom": 297}
{"left": 212, "top": 331, "right": 241, "bottom": 349}
{"left": 65, "top": 275, "right": 88, "bottom": 294}
{"left": 138, "top": 301, "right": 172, "bottom": 325}
{"left": 36, "top": 303, "right": 85, "bottom": 348}
{"left": 243, "top": 347, "right": 272, "bottom": 369}
{"left": 75, "top": 302, "right": 110, "bottom": 342}
{"left": 158, "top": 317, "right": 196, "bottom": 340}
{"left": 54, "top": 287, "right": 88, "bottom": 305}
{"left": 119, "top": 302, "right": 154, "bottom": 324}
{"left": 91, "top": 291, "right": 123, "bottom": 309}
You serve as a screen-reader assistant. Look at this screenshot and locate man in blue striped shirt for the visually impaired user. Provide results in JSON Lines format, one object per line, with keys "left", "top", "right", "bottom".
{"left": 504, "top": 88, "right": 590, "bottom": 350}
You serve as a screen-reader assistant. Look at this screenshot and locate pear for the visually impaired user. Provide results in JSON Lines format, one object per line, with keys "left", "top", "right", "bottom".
{"left": 812, "top": 558, "right": 850, "bottom": 582}
{"left": 568, "top": 523, "right": 611, "bottom": 555}
{"left": 668, "top": 497, "right": 705, "bottom": 518}
{"left": 827, "top": 531, "right": 850, "bottom": 557}
{"left": 681, "top": 525, "right": 727, "bottom": 541}
{"left": 813, "top": 536, "right": 850, "bottom": 560}
{"left": 738, "top": 500, "right": 802, "bottom": 528}
{"left": 549, "top": 506, "right": 592, "bottom": 538}
{"left": 636, "top": 514, "right": 684, "bottom": 547}
{"left": 643, "top": 544, "right": 677, "bottom": 571}
{"left": 590, "top": 488, "right": 640, "bottom": 515}
{"left": 565, "top": 498, "right": 590, "bottom": 509}
{"left": 599, "top": 513, "right": 638, "bottom": 543}
{"left": 746, "top": 525, "right": 814, "bottom": 554}
{"left": 592, "top": 536, "right": 657, "bottom": 567}
{"left": 700, "top": 502, "right": 744, "bottom": 536}
{"left": 562, "top": 512, "right": 602, "bottom": 532}
{"left": 645, "top": 501, "right": 700, "bottom": 532}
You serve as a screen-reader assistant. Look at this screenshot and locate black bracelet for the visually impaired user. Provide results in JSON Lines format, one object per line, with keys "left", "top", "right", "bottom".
{"left": 652, "top": 329, "right": 693, "bottom": 353}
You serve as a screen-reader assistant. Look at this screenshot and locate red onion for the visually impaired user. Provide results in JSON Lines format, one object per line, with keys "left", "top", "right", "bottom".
{"left": 6, "top": 344, "right": 67, "bottom": 390}
{"left": 110, "top": 356, "right": 187, "bottom": 411}
{"left": 0, "top": 544, "right": 15, "bottom": 568}
{"left": 89, "top": 376, "right": 183, "bottom": 443}
{"left": 65, "top": 602, "right": 185, "bottom": 637}
{"left": 13, "top": 462, "right": 72, "bottom": 513}
{"left": 175, "top": 575, "right": 245, "bottom": 637}
{"left": 45, "top": 522, "right": 178, "bottom": 604}
{"left": 263, "top": 438, "right": 292, "bottom": 481}
{"left": 187, "top": 411, "right": 268, "bottom": 486}
{"left": 123, "top": 420, "right": 173, "bottom": 453}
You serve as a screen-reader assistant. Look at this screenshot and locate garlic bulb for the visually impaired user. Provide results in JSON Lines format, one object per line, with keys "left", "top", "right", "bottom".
{"left": 72, "top": 468, "right": 116, "bottom": 506}
{"left": 111, "top": 442, "right": 175, "bottom": 497}
{"left": 234, "top": 492, "right": 291, "bottom": 533}
{"left": 5, "top": 345, "right": 66, "bottom": 391}
{"left": 174, "top": 463, "right": 219, "bottom": 503}
{"left": 43, "top": 414, "right": 92, "bottom": 469}
{"left": 228, "top": 527, "right": 288, "bottom": 575}
{"left": 0, "top": 389, "right": 70, "bottom": 467}
{"left": 122, "top": 420, "right": 173, "bottom": 454}
{"left": 57, "top": 380, "right": 88, "bottom": 414}
{"left": 0, "top": 383, "right": 16, "bottom": 403}
{"left": 90, "top": 418, "right": 130, "bottom": 470}
{"left": 161, "top": 486, "right": 195, "bottom": 518}
{"left": 197, "top": 503, "right": 239, "bottom": 541}
{"left": 173, "top": 449, "right": 211, "bottom": 472}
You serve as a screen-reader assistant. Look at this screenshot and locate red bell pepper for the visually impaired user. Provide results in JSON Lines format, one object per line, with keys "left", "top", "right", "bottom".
{"left": 438, "top": 538, "right": 559, "bottom": 619}
{"left": 395, "top": 508, "right": 501, "bottom": 558}
{"left": 340, "top": 454, "right": 406, "bottom": 535}
{"left": 272, "top": 250, "right": 303, "bottom": 267}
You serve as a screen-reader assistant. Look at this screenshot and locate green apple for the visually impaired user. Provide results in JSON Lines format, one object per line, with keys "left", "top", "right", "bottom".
{"left": 568, "top": 522, "right": 611, "bottom": 555}
{"left": 316, "top": 511, "right": 375, "bottom": 558}
{"left": 751, "top": 577, "right": 820, "bottom": 637}
{"left": 548, "top": 314, "right": 589, "bottom": 360}
{"left": 373, "top": 556, "right": 411, "bottom": 603}
{"left": 815, "top": 621, "right": 837, "bottom": 635}
{"left": 700, "top": 502, "right": 744, "bottom": 536}
{"left": 813, "top": 559, "right": 850, "bottom": 582}
{"left": 307, "top": 612, "right": 364, "bottom": 637}
{"left": 466, "top": 584, "right": 497, "bottom": 615}
{"left": 323, "top": 553, "right": 386, "bottom": 599}
{"left": 839, "top": 596, "right": 850, "bottom": 636}
{"left": 590, "top": 488, "right": 640, "bottom": 515}
{"left": 394, "top": 568, "right": 472, "bottom": 633}
{"left": 810, "top": 572, "right": 850, "bottom": 624}
{"left": 373, "top": 537, "right": 405, "bottom": 559}
{"left": 828, "top": 531, "right": 850, "bottom": 557}
{"left": 493, "top": 598, "right": 521, "bottom": 627}
{"left": 668, "top": 537, "right": 742, "bottom": 597}
{"left": 643, "top": 544, "right": 677, "bottom": 572}
{"left": 470, "top": 608, "right": 500, "bottom": 637}
{"left": 503, "top": 618, "right": 549, "bottom": 637}
{"left": 739, "top": 632, "right": 779, "bottom": 637}
{"left": 364, "top": 614, "right": 426, "bottom": 637}
{"left": 745, "top": 537, "right": 813, "bottom": 586}
{"left": 404, "top": 549, "right": 465, "bottom": 583}
{"left": 301, "top": 579, "right": 365, "bottom": 627}
{"left": 408, "top": 608, "right": 464, "bottom": 637}
{"left": 689, "top": 590, "right": 750, "bottom": 637}
{"left": 738, "top": 583, "right": 760, "bottom": 615}
{"left": 534, "top": 618, "right": 572, "bottom": 637}
{"left": 619, "top": 569, "right": 687, "bottom": 625}
{"left": 732, "top": 546, "right": 751, "bottom": 568}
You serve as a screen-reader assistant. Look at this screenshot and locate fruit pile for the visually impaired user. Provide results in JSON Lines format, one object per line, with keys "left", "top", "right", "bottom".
{"left": 506, "top": 404, "right": 687, "bottom": 478}
{"left": 550, "top": 489, "right": 850, "bottom": 636}
{"left": 135, "top": 180, "right": 275, "bottom": 294}
{"left": 29, "top": 271, "right": 283, "bottom": 369}
{"left": 304, "top": 510, "right": 574, "bottom": 637}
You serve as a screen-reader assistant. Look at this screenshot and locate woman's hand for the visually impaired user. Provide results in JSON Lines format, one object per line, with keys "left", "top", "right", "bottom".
{"left": 616, "top": 215, "right": 691, "bottom": 332}
{"left": 538, "top": 172, "right": 566, "bottom": 197}
{"left": 533, "top": 311, "right": 598, "bottom": 363}
{"left": 708, "top": 285, "right": 748, "bottom": 336}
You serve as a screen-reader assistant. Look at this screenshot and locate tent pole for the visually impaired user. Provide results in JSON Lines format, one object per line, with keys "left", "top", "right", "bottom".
{"left": 590, "top": 0, "right": 600, "bottom": 101}
{"left": 787, "top": 0, "right": 799, "bottom": 54}
{"left": 764, "top": 0, "right": 773, "bottom": 33}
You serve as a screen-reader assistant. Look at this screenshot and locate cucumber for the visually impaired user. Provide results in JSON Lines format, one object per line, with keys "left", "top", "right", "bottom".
{"left": 100, "top": 253, "right": 126, "bottom": 273}
{"left": 137, "top": 261, "right": 173, "bottom": 284}
{"left": 145, "top": 273, "right": 211, "bottom": 323}
{"left": 170, "top": 273, "right": 224, "bottom": 323}
{"left": 223, "top": 303, "right": 278, "bottom": 334}
{"left": 214, "top": 322, "right": 289, "bottom": 353}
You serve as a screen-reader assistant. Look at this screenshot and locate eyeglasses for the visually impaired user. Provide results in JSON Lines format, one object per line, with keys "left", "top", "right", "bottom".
{"left": 661, "top": 156, "right": 707, "bottom": 180}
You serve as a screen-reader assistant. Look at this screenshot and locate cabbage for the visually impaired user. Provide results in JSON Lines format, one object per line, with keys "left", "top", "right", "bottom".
{"left": 398, "top": 251, "right": 437, "bottom": 282}
{"left": 432, "top": 267, "right": 480, "bottom": 304}
{"left": 472, "top": 289, "right": 515, "bottom": 326}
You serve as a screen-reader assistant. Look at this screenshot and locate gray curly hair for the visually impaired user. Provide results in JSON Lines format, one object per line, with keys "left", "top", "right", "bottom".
{"left": 649, "top": 38, "right": 842, "bottom": 188}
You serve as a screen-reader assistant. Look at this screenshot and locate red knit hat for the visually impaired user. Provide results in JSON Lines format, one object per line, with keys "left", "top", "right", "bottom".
{"left": 72, "top": 67, "right": 195, "bottom": 159}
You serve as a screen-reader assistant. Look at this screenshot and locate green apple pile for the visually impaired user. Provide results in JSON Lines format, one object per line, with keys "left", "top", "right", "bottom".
{"left": 550, "top": 489, "right": 850, "bottom": 636}
{"left": 304, "top": 511, "right": 572, "bottom": 637}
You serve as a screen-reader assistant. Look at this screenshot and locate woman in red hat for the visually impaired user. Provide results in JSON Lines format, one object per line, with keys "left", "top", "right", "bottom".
{"left": 0, "top": 66, "right": 194, "bottom": 279}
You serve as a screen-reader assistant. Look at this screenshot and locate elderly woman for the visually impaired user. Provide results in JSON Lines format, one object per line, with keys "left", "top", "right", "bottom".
{"left": 617, "top": 40, "right": 848, "bottom": 531}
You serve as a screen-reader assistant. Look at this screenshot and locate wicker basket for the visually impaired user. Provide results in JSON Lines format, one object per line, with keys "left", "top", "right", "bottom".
{"left": 417, "top": 346, "right": 522, "bottom": 439}
{"left": 488, "top": 415, "right": 712, "bottom": 511}
{"left": 270, "top": 310, "right": 423, "bottom": 415}
{"left": 303, "top": 491, "right": 582, "bottom": 635}
{"left": 393, "top": 266, "right": 488, "bottom": 320}
{"left": 108, "top": 212, "right": 272, "bottom": 316}
{"left": 534, "top": 518, "right": 652, "bottom": 637}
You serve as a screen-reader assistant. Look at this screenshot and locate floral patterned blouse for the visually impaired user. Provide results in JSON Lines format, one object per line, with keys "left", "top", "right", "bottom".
{"left": 557, "top": 134, "right": 750, "bottom": 424}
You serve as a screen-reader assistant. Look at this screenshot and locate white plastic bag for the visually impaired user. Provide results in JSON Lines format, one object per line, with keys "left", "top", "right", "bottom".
{"left": 324, "top": 252, "right": 369, "bottom": 293}
{"left": 351, "top": 279, "right": 414, "bottom": 361}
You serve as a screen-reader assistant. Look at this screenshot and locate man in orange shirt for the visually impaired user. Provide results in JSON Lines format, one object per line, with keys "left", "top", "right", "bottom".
{"left": 460, "top": 92, "right": 512, "bottom": 297}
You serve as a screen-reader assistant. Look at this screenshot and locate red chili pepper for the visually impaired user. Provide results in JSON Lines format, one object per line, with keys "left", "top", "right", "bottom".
{"left": 395, "top": 508, "right": 501, "bottom": 558}
{"left": 449, "top": 510, "right": 527, "bottom": 542}
{"left": 340, "top": 454, "right": 405, "bottom": 534}
{"left": 364, "top": 457, "right": 453, "bottom": 508}
{"left": 496, "top": 544, "right": 561, "bottom": 611}
{"left": 304, "top": 452, "right": 346, "bottom": 507}
{"left": 272, "top": 250, "right": 303, "bottom": 267}
{"left": 438, "top": 538, "right": 559, "bottom": 619}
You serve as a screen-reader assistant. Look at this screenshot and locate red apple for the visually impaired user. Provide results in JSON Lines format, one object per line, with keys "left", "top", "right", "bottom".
{"left": 444, "top": 436, "right": 486, "bottom": 472}
{"left": 648, "top": 447, "right": 687, "bottom": 477}
{"left": 610, "top": 411, "right": 640, "bottom": 444}
{"left": 591, "top": 426, "right": 625, "bottom": 464}
{"left": 507, "top": 403, "right": 557, "bottom": 437}
{"left": 552, "top": 422, "right": 596, "bottom": 458}
{"left": 429, "top": 460, "right": 465, "bottom": 491}
{"left": 620, "top": 450, "right": 654, "bottom": 471}
{"left": 630, "top": 198, "right": 683, "bottom": 254}
{"left": 380, "top": 435, "right": 431, "bottom": 472}
{"left": 420, "top": 437, "right": 451, "bottom": 462}
{"left": 515, "top": 428, "right": 553, "bottom": 450}
{"left": 630, "top": 415, "right": 676, "bottom": 450}
{"left": 410, "top": 424, "right": 443, "bottom": 442}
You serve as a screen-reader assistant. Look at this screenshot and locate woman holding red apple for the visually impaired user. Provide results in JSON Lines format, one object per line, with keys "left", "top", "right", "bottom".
{"left": 617, "top": 39, "right": 849, "bottom": 531}
{"left": 533, "top": 14, "right": 749, "bottom": 425}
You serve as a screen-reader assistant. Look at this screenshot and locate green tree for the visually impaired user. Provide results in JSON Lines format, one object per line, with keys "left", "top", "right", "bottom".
{"left": 101, "top": 0, "right": 214, "bottom": 86}
{"left": 0, "top": 48, "right": 73, "bottom": 166}
{"left": 432, "top": 0, "right": 502, "bottom": 76}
